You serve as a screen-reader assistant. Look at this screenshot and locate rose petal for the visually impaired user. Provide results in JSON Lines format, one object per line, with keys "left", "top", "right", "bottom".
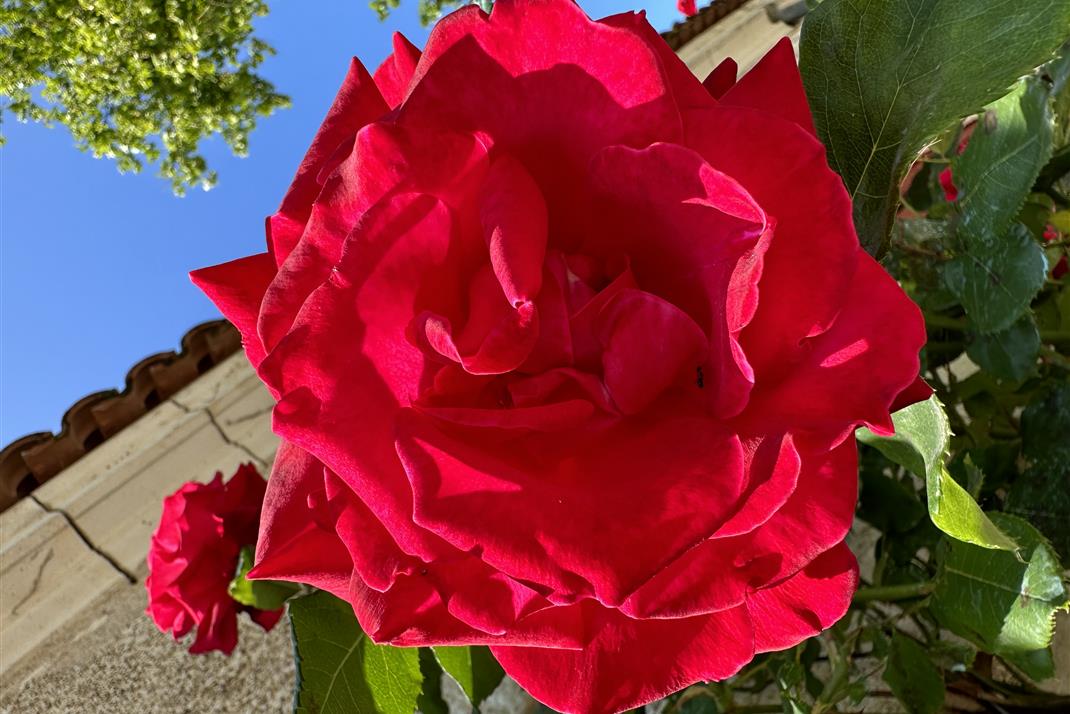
{"left": 257, "top": 125, "right": 489, "bottom": 358}
{"left": 247, "top": 442, "right": 353, "bottom": 600}
{"left": 352, "top": 572, "right": 585, "bottom": 648}
{"left": 189, "top": 252, "right": 277, "bottom": 369}
{"left": 374, "top": 32, "right": 422, "bottom": 109}
{"left": 685, "top": 105, "right": 857, "bottom": 383}
{"left": 263, "top": 193, "right": 462, "bottom": 561}
{"left": 481, "top": 154, "right": 547, "bottom": 306}
{"left": 703, "top": 57, "right": 738, "bottom": 98}
{"left": 401, "top": 0, "right": 682, "bottom": 240}
{"left": 891, "top": 376, "right": 933, "bottom": 413}
{"left": 268, "top": 58, "right": 388, "bottom": 263}
{"left": 729, "top": 434, "right": 859, "bottom": 588}
{"left": 619, "top": 433, "right": 800, "bottom": 618}
{"left": 747, "top": 541, "right": 858, "bottom": 653}
{"left": 597, "top": 288, "right": 709, "bottom": 415}
{"left": 741, "top": 250, "right": 926, "bottom": 442}
{"left": 396, "top": 404, "right": 746, "bottom": 605}
{"left": 586, "top": 142, "right": 768, "bottom": 418}
{"left": 719, "top": 38, "right": 816, "bottom": 136}
{"left": 492, "top": 601, "right": 754, "bottom": 714}
{"left": 414, "top": 264, "right": 540, "bottom": 375}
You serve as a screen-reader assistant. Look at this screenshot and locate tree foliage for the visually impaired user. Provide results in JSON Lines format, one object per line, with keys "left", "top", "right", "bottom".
{"left": 0, "top": 0, "right": 290, "bottom": 193}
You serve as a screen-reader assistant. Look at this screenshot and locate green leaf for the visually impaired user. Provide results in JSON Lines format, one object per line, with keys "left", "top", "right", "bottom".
{"left": 1005, "top": 646, "right": 1056, "bottom": 682}
{"left": 882, "top": 633, "right": 945, "bottom": 714}
{"left": 931, "top": 513, "right": 1069, "bottom": 657}
{"left": 953, "top": 78, "right": 1055, "bottom": 243}
{"left": 942, "top": 223, "right": 1048, "bottom": 333}
{"left": 966, "top": 314, "right": 1041, "bottom": 380}
{"left": 227, "top": 545, "right": 299, "bottom": 611}
{"left": 1007, "top": 383, "right": 1070, "bottom": 558}
{"left": 432, "top": 646, "right": 505, "bottom": 709}
{"left": 289, "top": 590, "right": 422, "bottom": 714}
{"left": 799, "top": 0, "right": 1070, "bottom": 255}
{"left": 417, "top": 649, "right": 449, "bottom": 714}
{"left": 1022, "top": 382, "right": 1070, "bottom": 470}
{"left": 857, "top": 396, "right": 1017, "bottom": 550}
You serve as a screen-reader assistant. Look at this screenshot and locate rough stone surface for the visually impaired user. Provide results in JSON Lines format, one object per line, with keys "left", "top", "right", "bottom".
{"left": 0, "top": 582, "right": 293, "bottom": 713}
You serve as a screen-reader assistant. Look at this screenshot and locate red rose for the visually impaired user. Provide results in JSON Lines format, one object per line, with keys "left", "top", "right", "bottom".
{"left": 145, "top": 464, "right": 282, "bottom": 654}
{"left": 938, "top": 166, "right": 959, "bottom": 202}
{"left": 677, "top": 0, "right": 698, "bottom": 17}
{"left": 192, "top": 1, "right": 927, "bottom": 710}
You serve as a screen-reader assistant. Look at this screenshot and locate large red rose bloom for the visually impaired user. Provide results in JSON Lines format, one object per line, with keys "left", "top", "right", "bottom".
{"left": 192, "top": 1, "right": 927, "bottom": 709}
{"left": 145, "top": 464, "right": 282, "bottom": 654}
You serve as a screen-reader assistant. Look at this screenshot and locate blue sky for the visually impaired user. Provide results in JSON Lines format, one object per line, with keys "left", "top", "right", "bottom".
{"left": 0, "top": 1, "right": 680, "bottom": 444}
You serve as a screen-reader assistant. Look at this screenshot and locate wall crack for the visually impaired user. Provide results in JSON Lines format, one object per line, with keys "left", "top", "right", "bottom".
{"left": 30, "top": 496, "right": 137, "bottom": 585}
{"left": 171, "top": 398, "right": 268, "bottom": 470}
{"left": 11, "top": 547, "right": 54, "bottom": 616}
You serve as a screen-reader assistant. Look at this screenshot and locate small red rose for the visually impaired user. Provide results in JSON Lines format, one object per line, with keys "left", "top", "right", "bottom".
{"left": 678, "top": 0, "right": 698, "bottom": 16}
{"left": 192, "top": 0, "right": 928, "bottom": 709}
{"left": 145, "top": 464, "right": 282, "bottom": 654}
{"left": 938, "top": 166, "right": 959, "bottom": 202}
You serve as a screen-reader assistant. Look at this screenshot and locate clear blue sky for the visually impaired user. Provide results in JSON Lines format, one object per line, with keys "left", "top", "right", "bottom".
{"left": 0, "top": 1, "right": 680, "bottom": 444}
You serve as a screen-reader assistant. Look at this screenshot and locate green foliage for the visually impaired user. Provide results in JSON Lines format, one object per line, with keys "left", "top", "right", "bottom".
{"left": 0, "top": 0, "right": 289, "bottom": 193}
{"left": 966, "top": 315, "right": 1041, "bottom": 381}
{"left": 883, "top": 633, "right": 944, "bottom": 714}
{"left": 954, "top": 78, "right": 1055, "bottom": 244}
{"left": 799, "top": 0, "right": 1070, "bottom": 255}
{"left": 942, "top": 223, "right": 1049, "bottom": 333}
{"left": 416, "top": 649, "right": 449, "bottom": 714}
{"left": 227, "top": 545, "right": 300, "bottom": 611}
{"left": 289, "top": 590, "right": 423, "bottom": 714}
{"left": 857, "top": 396, "right": 1017, "bottom": 551}
{"left": 370, "top": 0, "right": 475, "bottom": 26}
{"left": 432, "top": 645, "right": 505, "bottom": 708}
{"left": 930, "top": 514, "right": 1068, "bottom": 657}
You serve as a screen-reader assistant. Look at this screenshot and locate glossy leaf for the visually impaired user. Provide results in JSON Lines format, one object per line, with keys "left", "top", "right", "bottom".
{"left": 966, "top": 315, "right": 1041, "bottom": 381}
{"left": 942, "top": 223, "right": 1048, "bottom": 333}
{"left": 800, "top": 0, "right": 1070, "bottom": 255}
{"left": 953, "top": 78, "right": 1054, "bottom": 243}
{"left": 931, "top": 513, "right": 1069, "bottom": 657}
{"left": 883, "top": 633, "right": 944, "bottom": 714}
{"left": 290, "top": 590, "right": 422, "bottom": 714}
{"left": 432, "top": 645, "right": 505, "bottom": 709}
{"left": 857, "top": 396, "right": 1017, "bottom": 550}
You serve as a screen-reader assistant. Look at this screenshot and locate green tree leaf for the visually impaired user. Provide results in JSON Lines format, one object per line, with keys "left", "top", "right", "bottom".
{"left": 0, "top": 0, "right": 289, "bottom": 193}
{"left": 857, "top": 396, "right": 1017, "bottom": 550}
{"left": 953, "top": 78, "right": 1055, "bottom": 243}
{"left": 227, "top": 545, "right": 300, "bottom": 611}
{"left": 930, "top": 513, "right": 1069, "bottom": 657}
{"left": 432, "top": 645, "right": 505, "bottom": 708}
{"left": 966, "top": 315, "right": 1041, "bottom": 380}
{"left": 942, "top": 223, "right": 1048, "bottom": 333}
{"left": 883, "top": 633, "right": 945, "bottom": 714}
{"left": 289, "top": 590, "right": 422, "bottom": 714}
{"left": 799, "top": 0, "right": 1070, "bottom": 255}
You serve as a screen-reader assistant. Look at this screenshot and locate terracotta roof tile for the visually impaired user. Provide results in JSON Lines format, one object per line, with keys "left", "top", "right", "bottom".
{"left": 660, "top": 0, "right": 754, "bottom": 51}
{"left": 0, "top": 320, "right": 241, "bottom": 512}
